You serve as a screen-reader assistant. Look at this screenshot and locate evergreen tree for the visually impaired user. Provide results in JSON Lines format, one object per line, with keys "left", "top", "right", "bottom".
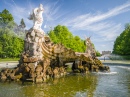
{"left": 20, "top": 18, "right": 26, "bottom": 29}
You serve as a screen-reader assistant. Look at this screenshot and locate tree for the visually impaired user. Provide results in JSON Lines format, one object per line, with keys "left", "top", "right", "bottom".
{"left": 0, "top": 9, "right": 14, "bottom": 24}
{"left": 125, "top": 23, "right": 130, "bottom": 30}
{"left": 113, "top": 23, "right": 130, "bottom": 55}
{"left": 0, "top": 27, "right": 24, "bottom": 58}
{"left": 96, "top": 51, "right": 101, "bottom": 57}
{"left": 0, "top": 9, "right": 15, "bottom": 29}
{"left": 20, "top": 18, "right": 26, "bottom": 29}
{"left": 48, "top": 25, "right": 86, "bottom": 52}
{"left": 0, "top": 9, "right": 24, "bottom": 58}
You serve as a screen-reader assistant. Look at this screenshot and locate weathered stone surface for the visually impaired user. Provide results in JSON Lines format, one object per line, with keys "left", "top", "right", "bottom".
{"left": 35, "top": 77, "right": 43, "bottom": 83}
{"left": 0, "top": 72, "right": 7, "bottom": 81}
{"left": 35, "top": 65, "right": 43, "bottom": 73}
{"left": 15, "top": 73, "right": 22, "bottom": 80}
{"left": 27, "top": 63, "right": 35, "bottom": 69}
{"left": 23, "top": 57, "right": 38, "bottom": 62}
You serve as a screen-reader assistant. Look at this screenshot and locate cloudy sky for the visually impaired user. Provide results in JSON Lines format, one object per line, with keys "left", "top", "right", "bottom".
{"left": 1, "top": 0, "right": 130, "bottom": 53}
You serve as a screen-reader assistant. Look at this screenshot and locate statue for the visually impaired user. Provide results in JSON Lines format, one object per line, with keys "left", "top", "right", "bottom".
{"left": 22, "top": 4, "right": 45, "bottom": 61}
{"left": 85, "top": 37, "right": 96, "bottom": 58}
{"left": 28, "top": 4, "right": 44, "bottom": 32}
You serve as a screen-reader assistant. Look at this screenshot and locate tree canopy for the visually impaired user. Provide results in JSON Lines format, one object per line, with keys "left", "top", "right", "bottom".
{"left": 95, "top": 51, "right": 101, "bottom": 56}
{"left": 48, "top": 25, "right": 86, "bottom": 52}
{"left": 113, "top": 23, "right": 130, "bottom": 55}
{"left": 20, "top": 18, "right": 26, "bottom": 29}
{"left": 0, "top": 9, "right": 16, "bottom": 29}
{"left": 0, "top": 9, "right": 14, "bottom": 24}
{"left": 0, "top": 9, "right": 24, "bottom": 58}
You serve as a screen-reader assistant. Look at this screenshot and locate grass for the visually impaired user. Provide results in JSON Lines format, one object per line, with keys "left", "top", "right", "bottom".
{"left": 0, "top": 58, "right": 19, "bottom": 62}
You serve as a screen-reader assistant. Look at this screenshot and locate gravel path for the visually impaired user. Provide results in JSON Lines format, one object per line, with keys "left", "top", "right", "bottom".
{"left": 0, "top": 61, "right": 18, "bottom": 68}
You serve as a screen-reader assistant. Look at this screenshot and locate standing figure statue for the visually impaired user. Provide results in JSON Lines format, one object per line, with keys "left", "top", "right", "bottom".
{"left": 28, "top": 4, "right": 44, "bottom": 32}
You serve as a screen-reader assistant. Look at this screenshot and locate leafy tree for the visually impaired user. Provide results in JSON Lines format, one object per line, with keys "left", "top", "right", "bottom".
{"left": 113, "top": 23, "right": 130, "bottom": 55}
{"left": 96, "top": 51, "right": 101, "bottom": 57}
{"left": 0, "top": 9, "right": 24, "bottom": 58}
{"left": 0, "top": 9, "right": 14, "bottom": 24}
{"left": 0, "top": 9, "right": 15, "bottom": 29}
{"left": 48, "top": 25, "right": 86, "bottom": 52}
{"left": 48, "top": 30, "right": 58, "bottom": 43}
{"left": 125, "top": 23, "right": 130, "bottom": 30}
{"left": 0, "top": 27, "right": 24, "bottom": 58}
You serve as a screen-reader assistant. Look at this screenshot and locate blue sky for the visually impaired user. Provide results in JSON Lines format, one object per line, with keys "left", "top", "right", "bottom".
{"left": 1, "top": 0, "right": 130, "bottom": 53}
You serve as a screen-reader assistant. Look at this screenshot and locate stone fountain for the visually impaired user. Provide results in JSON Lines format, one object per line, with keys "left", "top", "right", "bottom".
{"left": 0, "top": 4, "right": 110, "bottom": 83}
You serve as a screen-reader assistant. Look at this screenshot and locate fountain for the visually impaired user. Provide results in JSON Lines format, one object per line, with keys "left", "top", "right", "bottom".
{"left": 0, "top": 4, "right": 110, "bottom": 83}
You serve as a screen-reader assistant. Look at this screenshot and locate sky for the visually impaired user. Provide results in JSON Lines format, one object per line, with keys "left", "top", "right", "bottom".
{"left": 1, "top": 0, "right": 130, "bottom": 53}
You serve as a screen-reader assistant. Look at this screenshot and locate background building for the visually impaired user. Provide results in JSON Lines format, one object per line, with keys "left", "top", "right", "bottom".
{"left": 102, "top": 51, "right": 111, "bottom": 55}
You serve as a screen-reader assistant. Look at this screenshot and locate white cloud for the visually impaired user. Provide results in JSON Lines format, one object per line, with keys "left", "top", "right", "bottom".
{"left": 4, "top": 0, "right": 62, "bottom": 29}
{"left": 79, "top": 21, "right": 114, "bottom": 32}
{"left": 11, "top": 5, "right": 33, "bottom": 29}
{"left": 96, "top": 23, "right": 122, "bottom": 40}
{"left": 44, "top": 4, "right": 61, "bottom": 21}
{"left": 64, "top": 2, "right": 130, "bottom": 29}
{"left": 60, "top": 2, "right": 130, "bottom": 44}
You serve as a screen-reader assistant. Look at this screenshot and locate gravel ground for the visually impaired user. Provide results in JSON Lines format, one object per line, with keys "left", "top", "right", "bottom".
{"left": 0, "top": 61, "right": 18, "bottom": 68}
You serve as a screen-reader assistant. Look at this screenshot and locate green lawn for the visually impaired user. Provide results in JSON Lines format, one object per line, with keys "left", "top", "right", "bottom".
{"left": 0, "top": 58, "right": 19, "bottom": 62}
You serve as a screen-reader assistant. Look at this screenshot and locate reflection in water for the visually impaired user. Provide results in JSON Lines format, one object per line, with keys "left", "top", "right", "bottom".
{"left": 0, "top": 74, "right": 97, "bottom": 97}
{"left": 22, "top": 74, "right": 97, "bottom": 97}
{"left": 1, "top": 65, "right": 130, "bottom": 97}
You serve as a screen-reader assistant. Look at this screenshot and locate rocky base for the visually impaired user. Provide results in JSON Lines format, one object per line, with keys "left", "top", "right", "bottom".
{"left": 0, "top": 57, "right": 110, "bottom": 83}
{"left": 0, "top": 62, "right": 67, "bottom": 83}
{"left": 0, "top": 28, "right": 110, "bottom": 83}
{"left": 71, "top": 57, "right": 110, "bottom": 73}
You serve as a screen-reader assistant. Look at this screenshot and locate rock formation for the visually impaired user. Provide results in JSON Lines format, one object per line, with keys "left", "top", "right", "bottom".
{"left": 0, "top": 4, "right": 110, "bottom": 83}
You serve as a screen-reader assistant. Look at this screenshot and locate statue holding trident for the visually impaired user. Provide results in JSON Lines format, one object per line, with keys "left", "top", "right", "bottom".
{"left": 28, "top": 4, "right": 44, "bottom": 32}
